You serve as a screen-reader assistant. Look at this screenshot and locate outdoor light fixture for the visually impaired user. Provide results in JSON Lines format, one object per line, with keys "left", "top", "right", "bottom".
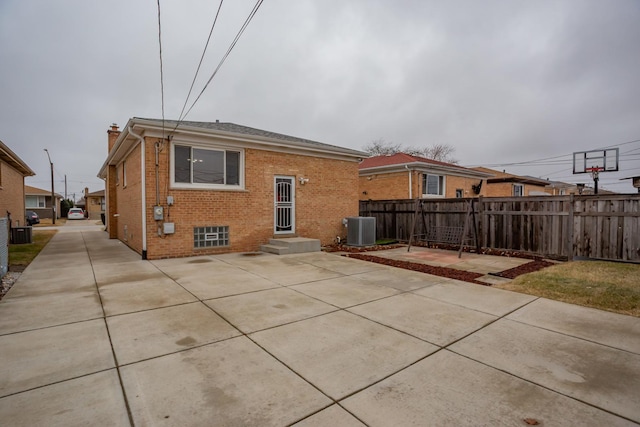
{"left": 298, "top": 177, "right": 309, "bottom": 185}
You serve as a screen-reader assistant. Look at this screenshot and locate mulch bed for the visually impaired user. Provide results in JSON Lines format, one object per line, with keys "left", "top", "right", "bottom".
{"left": 344, "top": 253, "right": 555, "bottom": 286}
{"left": 489, "top": 259, "right": 556, "bottom": 279}
{"left": 323, "top": 243, "right": 405, "bottom": 253}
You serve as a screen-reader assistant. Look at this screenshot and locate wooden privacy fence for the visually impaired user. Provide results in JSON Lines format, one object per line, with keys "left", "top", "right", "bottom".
{"left": 359, "top": 195, "right": 640, "bottom": 262}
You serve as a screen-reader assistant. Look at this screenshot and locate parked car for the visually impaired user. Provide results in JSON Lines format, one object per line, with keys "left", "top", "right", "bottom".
{"left": 67, "top": 208, "right": 85, "bottom": 220}
{"left": 25, "top": 210, "right": 40, "bottom": 225}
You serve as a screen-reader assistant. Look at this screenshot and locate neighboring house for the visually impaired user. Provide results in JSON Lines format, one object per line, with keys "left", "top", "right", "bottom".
{"left": 471, "top": 167, "right": 552, "bottom": 197}
{"left": 98, "top": 118, "right": 366, "bottom": 260}
{"left": 84, "top": 188, "right": 105, "bottom": 220}
{"left": 24, "top": 185, "right": 62, "bottom": 220}
{"left": 0, "top": 140, "right": 35, "bottom": 227}
{"left": 359, "top": 153, "right": 492, "bottom": 200}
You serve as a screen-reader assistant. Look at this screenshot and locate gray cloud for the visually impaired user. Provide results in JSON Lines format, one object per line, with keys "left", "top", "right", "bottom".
{"left": 1, "top": 0, "right": 639, "bottom": 195}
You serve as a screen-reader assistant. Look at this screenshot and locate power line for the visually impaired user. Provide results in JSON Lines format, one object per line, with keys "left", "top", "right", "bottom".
{"left": 467, "top": 137, "right": 640, "bottom": 169}
{"left": 180, "top": 0, "right": 265, "bottom": 122}
{"left": 157, "top": 0, "right": 166, "bottom": 139}
{"left": 177, "top": 0, "right": 225, "bottom": 123}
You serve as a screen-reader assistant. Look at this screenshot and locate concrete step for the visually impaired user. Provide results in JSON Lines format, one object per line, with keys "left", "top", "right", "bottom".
{"left": 260, "top": 244, "right": 290, "bottom": 255}
{"left": 261, "top": 237, "right": 321, "bottom": 255}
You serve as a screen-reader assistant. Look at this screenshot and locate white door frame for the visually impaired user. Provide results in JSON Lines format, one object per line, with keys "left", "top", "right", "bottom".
{"left": 274, "top": 176, "right": 295, "bottom": 234}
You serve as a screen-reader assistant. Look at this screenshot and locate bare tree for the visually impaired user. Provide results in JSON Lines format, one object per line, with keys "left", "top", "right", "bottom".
{"left": 363, "top": 139, "right": 458, "bottom": 164}
{"left": 362, "top": 138, "right": 403, "bottom": 156}
{"left": 420, "top": 143, "right": 458, "bottom": 163}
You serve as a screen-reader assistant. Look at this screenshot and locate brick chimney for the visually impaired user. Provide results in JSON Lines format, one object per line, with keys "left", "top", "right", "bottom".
{"left": 107, "top": 123, "right": 121, "bottom": 153}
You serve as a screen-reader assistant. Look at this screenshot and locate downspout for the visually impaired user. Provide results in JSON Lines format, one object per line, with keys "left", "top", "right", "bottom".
{"left": 405, "top": 165, "right": 412, "bottom": 199}
{"left": 128, "top": 126, "right": 147, "bottom": 259}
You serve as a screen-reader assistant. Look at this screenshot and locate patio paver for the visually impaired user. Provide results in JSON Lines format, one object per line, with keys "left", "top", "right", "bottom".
{"left": 292, "top": 404, "right": 366, "bottom": 427}
{"left": 0, "top": 319, "right": 114, "bottom": 397}
{"left": 291, "top": 275, "right": 401, "bottom": 308}
{"left": 507, "top": 298, "right": 640, "bottom": 354}
{"left": 205, "top": 287, "right": 337, "bottom": 333}
{"left": 413, "top": 278, "right": 537, "bottom": 316}
{"left": 349, "top": 293, "right": 497, "bottom": 346}
{"left": 342, "top": 350, "right": 633, "bottom": 426}
{"left": 0, "top": 370, "right": 129, "bottom": 426}
{"left": 250, "top": 310, "right": 438, "bottom": 400}
{"left": 107, "top": 302, "right": 241, "bottom": 365}
{"left": 450, "top": 319, "right": 640, "bottom": 423}
{"left": 120, "top": 336, "right": 331, "bottom": 426}
{"left": 154, "top": 259, "right": 280, "bottom": 300}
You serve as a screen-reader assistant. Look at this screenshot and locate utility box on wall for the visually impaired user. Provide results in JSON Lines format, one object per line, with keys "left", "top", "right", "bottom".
{"left": 346, "top": 217, "right": 376, "bottom": 247}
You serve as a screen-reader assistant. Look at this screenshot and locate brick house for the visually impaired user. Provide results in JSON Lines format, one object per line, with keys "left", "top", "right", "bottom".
{"left": 359, "top": 153, "right": 491, "bottom": 200}
{"left": 0, "top": 140, "right": 35, "bottom": 226}
{"left": 24, "top": 185, "right": 63, "bottom": 220}
{"left": 471, "top": 167, "right": 552, "bottom": 196}
{"left": 98, "top": 118, "right": 366, "bottom": 260}
{"left": 83, "top": 188, "right": 105, "bottom": 220}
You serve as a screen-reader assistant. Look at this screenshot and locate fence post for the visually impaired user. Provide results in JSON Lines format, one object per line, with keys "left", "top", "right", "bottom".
{"left": 478, "top": 196, "right": 485, "bottom": 249}
{"left": 567, "top": 194, "right": 574, "bottom": 261}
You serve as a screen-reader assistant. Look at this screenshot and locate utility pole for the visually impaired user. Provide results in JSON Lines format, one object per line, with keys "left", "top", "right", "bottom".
{"left": 65, "top": 175, "right": 67, "bottom": 200}
{"left": 44, "top": 148, "right": 55, "bottom": 225}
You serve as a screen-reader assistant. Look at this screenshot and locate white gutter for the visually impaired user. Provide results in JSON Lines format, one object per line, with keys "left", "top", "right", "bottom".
{"left": 405, "top": 165, "right": 412, "bottom": 199}
{"left": 128, "top": 126, "right": 147, "bottom": 259}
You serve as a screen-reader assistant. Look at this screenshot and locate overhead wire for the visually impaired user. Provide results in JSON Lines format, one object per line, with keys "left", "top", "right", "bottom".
{"left": 179, "top": 0, "right": 265, "bottom": 122}
{"left": 468, "top": 137, "right": 640, "bottom": 169}
{"left": 177, "top": 0, "right": 225, "bottom": 123}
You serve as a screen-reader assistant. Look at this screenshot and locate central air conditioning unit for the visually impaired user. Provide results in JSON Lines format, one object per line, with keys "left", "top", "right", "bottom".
{"left": 346, "top": 217, "right": 376, "bottom": 247}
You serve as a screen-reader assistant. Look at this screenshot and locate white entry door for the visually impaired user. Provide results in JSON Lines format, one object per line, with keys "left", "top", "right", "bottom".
{"left": 274, "top": 176, "right": 295, "bottom": 234}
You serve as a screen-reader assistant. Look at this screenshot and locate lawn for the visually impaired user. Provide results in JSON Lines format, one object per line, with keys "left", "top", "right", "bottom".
{"left": 494, "top": 260, "right": 640, "bottom": 317}
{"left": 8, "top": 229, "right": 58, "bottom": 271}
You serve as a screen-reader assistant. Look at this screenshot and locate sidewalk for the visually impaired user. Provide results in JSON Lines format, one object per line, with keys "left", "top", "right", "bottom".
{"left": 0, "top": 227, "right": 639, "bottom": 426}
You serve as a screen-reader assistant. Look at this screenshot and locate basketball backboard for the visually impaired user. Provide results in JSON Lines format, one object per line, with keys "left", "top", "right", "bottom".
{"left": 573, "top": 148, "right": 619, "bottom": 174}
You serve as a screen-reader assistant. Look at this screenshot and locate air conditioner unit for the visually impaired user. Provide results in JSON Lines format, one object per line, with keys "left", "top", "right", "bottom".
{"left": 346, "top": 217, "right": 376, "bottom": 247}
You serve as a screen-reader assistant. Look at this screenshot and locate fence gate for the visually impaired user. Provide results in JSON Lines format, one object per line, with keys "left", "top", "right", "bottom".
{"left": 0, "top": 218, "right": 8, "bottom": 278}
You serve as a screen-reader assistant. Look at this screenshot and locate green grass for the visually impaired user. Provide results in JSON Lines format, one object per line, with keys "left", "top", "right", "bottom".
{"left": 375, "top": 239, "right": 399, "bottom": 245}
{"left": 9, "top": 230, "right": 57, "bottom": 271}
{"left": 494, "top": 261, "right": 640, "bottom": 317}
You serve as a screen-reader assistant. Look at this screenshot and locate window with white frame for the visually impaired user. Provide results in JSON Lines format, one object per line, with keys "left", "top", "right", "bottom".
{"left": 513, "top": 184, "right": 524, "bottom": 197}
{"left": 455, "top": 189, "right": 463, "bottom": 198}
{"left": 26, "top": 195, "right": 46, "bottom": 208}
{"left": 173, "top": 144, "right": 242, "bottom": 189}
{"left": 122, "top": 160, "right": 127, "bottom": 187}
{"left": 422, "top": 174, "right": 445, "bottom": 197}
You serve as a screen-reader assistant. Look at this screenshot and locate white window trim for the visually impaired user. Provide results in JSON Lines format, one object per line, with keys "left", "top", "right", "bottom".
{"left": 513, "top": 184, "right": 524, "bottom": 197}
{"left": 26, "top": 195, "right": 46, "bottom": 208}
{"left": 422, "top": 174, "right": 446, "bottom": 198}
{"left": 170, "top": 142, "right": 245, "bottom": 190}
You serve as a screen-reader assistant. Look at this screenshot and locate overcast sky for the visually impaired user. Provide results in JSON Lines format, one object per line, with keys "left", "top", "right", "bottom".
{"left": 1, "top": 0, "right": 639, "bottom": 198}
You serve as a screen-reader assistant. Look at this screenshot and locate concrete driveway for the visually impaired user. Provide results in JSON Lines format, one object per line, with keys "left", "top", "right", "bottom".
{"left": 1, "top": 226, "right": 639, "bottom": 426}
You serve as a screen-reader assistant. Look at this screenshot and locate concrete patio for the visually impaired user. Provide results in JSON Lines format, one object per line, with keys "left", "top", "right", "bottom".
{"left": 0, "top": 224, "right": 639, "bottom": 426}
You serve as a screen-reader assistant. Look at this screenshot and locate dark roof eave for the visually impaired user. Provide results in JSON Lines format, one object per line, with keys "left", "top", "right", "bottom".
{"left": 0, "top": 140, "right": 35, "bottom": 176}
{"left": 486, "top": 177, "right": 550, "bottom": 186}
{"left": 360, "top": 162, "right": 492, "bottom": 178}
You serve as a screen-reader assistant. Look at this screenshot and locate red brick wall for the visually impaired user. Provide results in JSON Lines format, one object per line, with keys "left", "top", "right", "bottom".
{"left": 359, "top": 171, "right": 410, "bottom": 200}
{"left": 0, "top": 161, "right": 26, "bottom": 226}
{"left": 114, "top": 146, "right": 144, "bottom": 253}
{"left": 360, "top": 171, "right": 484, "bottom": 200}
{"left": 86, "top": 196, "right": 104, "bottom": 220}
{"left": 112, "top": 138, "right": 360, "bottom": 259}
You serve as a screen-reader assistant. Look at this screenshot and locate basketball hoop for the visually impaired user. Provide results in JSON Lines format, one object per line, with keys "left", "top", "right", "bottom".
{"left": 585, "top": 166, "right": 604, "bottom": 180}
{"left": 585, "top": 166, "right": 604, "bottom": 194}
